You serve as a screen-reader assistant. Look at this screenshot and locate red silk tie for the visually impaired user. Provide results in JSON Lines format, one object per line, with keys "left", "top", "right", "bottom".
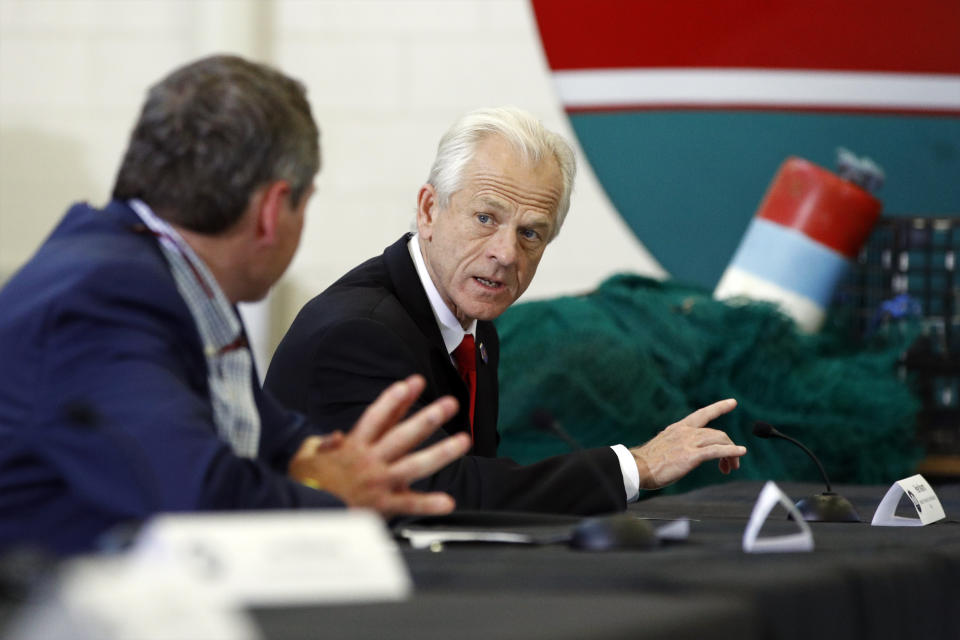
{"left": 452, "top": 334, "right": 477, "bottom": 441}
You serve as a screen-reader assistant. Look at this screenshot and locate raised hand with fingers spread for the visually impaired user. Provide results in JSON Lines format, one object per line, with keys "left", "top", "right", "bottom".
{"left": 288, "top": 374, "right": 472, "bottom": 518}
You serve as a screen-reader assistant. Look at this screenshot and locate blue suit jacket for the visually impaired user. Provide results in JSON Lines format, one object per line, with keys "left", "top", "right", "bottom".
{"left": 0, "top": 201, "right": 342, "bottom": 555}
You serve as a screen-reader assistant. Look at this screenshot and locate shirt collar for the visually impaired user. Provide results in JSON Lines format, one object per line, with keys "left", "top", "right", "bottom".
{"left": 407, "top": 233, "right": 476, "bottom": 354}
{"left": 128, "top": 199, "right": 241, "bottom": 352}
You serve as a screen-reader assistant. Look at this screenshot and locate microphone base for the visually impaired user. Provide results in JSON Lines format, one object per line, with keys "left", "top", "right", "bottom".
{"left": 791, "top": 492, "right": 861, "bottom": 522}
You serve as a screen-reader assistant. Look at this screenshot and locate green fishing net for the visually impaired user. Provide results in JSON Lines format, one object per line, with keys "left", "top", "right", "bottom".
{"left": 495, "top": 274, "right": 922, "bottom": 496}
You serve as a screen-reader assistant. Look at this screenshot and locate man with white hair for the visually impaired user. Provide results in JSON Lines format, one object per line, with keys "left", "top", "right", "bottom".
{"left": 266, "top": 107, "right": 747, "bottom": 514}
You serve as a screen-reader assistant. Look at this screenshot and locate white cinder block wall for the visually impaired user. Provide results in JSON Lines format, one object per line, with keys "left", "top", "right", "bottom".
{"left": 0, "top": 0, "right": 663, "bottom": 368}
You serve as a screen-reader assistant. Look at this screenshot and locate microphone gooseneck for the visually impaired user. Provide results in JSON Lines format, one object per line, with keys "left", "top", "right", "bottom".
{"left": 751, "top": 420, "right": 861, "bottom": 523}
{"left": 752, "top": 421, "right": 832, "bottom": 493}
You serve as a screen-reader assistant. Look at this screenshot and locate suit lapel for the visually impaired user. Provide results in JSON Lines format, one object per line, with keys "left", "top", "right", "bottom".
{"left": 382, "top": 235, "right": 473, "bottom": 438}
{"left": 382, "top": 234, "right": 443, "bottom": 347}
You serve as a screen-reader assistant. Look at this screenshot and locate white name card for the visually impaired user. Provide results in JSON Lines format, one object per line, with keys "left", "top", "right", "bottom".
{"left": 132, "top": 509, "right": 412, "bottom": 605}
{"left": 871, "top": 474, "right": 946, "bottom": 527}
{"left": 743, "top": 481, "right": 814, "bottom": 553}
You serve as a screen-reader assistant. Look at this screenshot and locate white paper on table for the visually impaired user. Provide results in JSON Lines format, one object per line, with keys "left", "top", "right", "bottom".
{"left": 131, "top": 509, "right": 411, "bottom": 606}
{"left": 742, "top": 481, "right": 814, "bottom": 553}
{"left": 871, "top": 474, "right": 946, "bottom": 526}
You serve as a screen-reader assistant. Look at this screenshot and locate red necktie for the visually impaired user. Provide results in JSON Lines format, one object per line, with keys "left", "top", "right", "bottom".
{"left": 452, "top": 334, "right": 476, "bottom": 441}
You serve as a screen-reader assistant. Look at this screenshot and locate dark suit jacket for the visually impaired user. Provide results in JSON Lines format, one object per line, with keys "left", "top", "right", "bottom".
{"left": 0, "top": 201, "right": 342, "bottom": 555}
{"left": 266, "top": 234, "right": 626, "bottom": 515}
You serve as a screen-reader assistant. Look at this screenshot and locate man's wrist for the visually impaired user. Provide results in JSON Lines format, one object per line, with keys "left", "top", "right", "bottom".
{"left": 629, "top": 447, "right": 657, "bottom": 491}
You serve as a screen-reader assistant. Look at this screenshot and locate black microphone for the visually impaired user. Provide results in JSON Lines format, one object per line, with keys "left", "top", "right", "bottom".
{"left": 752, "top": 421, "right": 860, "bottom": 522}
{"left": 531, "top": 409, "right": 657, "bottom": 550}
{"left": 752, "top": 421, "right": 834, "bottom": 492}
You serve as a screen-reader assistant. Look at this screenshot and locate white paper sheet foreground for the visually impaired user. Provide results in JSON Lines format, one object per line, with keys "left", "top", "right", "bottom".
{"left": 871, "top": 474, "right": 946, "bottom": 526}
{"left": 7, "top": 556, "right": 259, "bottom": 640}
{"left": 132, "top": 510, "right": 411, "bottom": 605}
{"left": 743, "top": 481, "right": 815, "bottom": 553}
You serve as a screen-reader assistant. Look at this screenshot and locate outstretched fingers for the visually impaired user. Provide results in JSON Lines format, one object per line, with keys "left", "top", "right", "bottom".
{"left": 682, "top": 398, "right": 738, "bottom": 428}
{"left": 351, "top": 375, "right": 427, "bottom": 444}
{"left": 376, "top": 490, "right": 458, "bottom": 518}
{"left": 374, "top": 396, "right": 460, "bottom": 461}
{"left": 385, "top": 431, "right": 472, "bottom": 487}
{"left": 678, "top": 400, "right": 746, "bottom": 464}
{"left": 694, "top": 426, "right": 739, "bottom": 447}
{"left": 696, "top": 442, "right": 747, "bottom": 465}
{"left": 633, "top": 398, "right": 747, "bottom": 489}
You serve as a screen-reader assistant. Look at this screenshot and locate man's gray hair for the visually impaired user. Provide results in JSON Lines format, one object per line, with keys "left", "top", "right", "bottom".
{"left": 113, "top": 55, "right": 319, "bottom": 235}
{"left": 426, "top": 107, "right": 576, "bottom": 239}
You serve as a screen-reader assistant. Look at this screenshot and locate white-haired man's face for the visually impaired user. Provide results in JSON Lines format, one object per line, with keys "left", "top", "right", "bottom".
{"left": 416, "top": 135, "right": 562, "bottom": 327}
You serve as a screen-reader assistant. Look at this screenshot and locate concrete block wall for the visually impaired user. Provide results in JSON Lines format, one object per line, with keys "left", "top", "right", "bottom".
{"left": 0, "top": 0, "right": 662, "bottom": 366}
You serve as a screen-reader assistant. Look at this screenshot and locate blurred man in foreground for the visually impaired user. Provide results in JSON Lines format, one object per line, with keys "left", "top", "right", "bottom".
{"left": 266, "top": 107, "right": 747, "bottom": 514}
{"left": 0, "top": 55, "right": 471, "bottom": 555}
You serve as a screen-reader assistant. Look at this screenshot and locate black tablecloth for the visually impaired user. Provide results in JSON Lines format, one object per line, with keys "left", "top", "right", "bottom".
{"left": 254, "top": 481, "right": 960, "bottom": 640}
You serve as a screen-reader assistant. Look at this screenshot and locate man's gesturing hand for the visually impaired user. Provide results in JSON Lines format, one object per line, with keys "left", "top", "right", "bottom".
{"left": 288, "top": 374, "right": 471, "bottom": 518}
{"left": 629, "top": 399, "right": 746, "bottom": 490}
